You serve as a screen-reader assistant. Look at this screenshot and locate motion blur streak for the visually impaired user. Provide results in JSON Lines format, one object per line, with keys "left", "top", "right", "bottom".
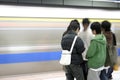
{"left": 0, "top": 5, "right": 120, "bottom": 18}
{"left": 0, "top": 5, "right": 120, "bottom": 76}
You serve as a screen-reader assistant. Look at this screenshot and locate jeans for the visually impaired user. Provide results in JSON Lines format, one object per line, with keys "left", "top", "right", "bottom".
{"left": 107, "top": 67, "right": 113, "bottom": 79}
{"left": 100, "top": 69, "right": 108, "bottom": 80}
{"left": 64, "top": 64, "right": 84, "bottom": 80}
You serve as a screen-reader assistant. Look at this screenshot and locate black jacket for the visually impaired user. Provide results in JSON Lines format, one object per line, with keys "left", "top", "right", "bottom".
{"left": 61, "top": 30, "right": 85, "bottom": 65}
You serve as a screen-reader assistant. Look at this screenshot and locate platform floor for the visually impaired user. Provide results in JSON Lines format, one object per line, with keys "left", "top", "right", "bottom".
{"left": 0, "top": 67, "right": 120, "bottom": 80}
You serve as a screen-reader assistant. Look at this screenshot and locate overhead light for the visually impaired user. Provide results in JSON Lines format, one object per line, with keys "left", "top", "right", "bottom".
{"left": 92, "top": 0, "right": 110, "bottom": 1}
{"left": 92, "top": 0, "right": 120, "bottom": 3}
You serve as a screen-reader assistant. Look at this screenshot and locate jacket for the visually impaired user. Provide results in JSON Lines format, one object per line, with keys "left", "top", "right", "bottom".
{"left": 86, "top": 34, "right": 106, "bottom": 69}
{"left": 103, "top": 31, "right": 117, "bottom": 66}
{"left": 61, "top": 30, "right": 85, "bottom": 65}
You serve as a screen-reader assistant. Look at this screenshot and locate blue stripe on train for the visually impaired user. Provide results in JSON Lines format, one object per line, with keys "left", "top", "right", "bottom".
{"left": 0, "top": 48, "right": 120, "bottom": 64}
{"left": 118, "top": 48, "right": 120, "bottom": 56}
{"left": 0, "top": 51, "right": 61, "bottom": 64}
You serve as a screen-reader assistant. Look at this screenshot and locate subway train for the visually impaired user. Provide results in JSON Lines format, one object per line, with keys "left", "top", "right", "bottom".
{"left": 0, "top": 5, "right": 120, "bottom": 76}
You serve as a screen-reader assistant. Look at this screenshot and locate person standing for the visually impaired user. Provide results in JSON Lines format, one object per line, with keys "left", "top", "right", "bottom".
{"left": 61, "top": 19, "right": 85, "bottom": 80}
{"left": 100, "top": 21, "right": 117, "bottom": 80}
{"left": 79, "top": 18, "right": 93, "bottom": 80}
{"left": 86, "top": 22, "right": 106, "bottom": 80}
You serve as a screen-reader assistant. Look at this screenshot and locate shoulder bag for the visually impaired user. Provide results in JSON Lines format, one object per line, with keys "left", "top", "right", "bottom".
{"left": 59, "top": 36, "right": 77, "bottom": 65}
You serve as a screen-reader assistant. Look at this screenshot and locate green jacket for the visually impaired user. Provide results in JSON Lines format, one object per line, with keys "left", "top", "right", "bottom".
{"left": 86, "top": 34, "right": 106, "bottom": 69}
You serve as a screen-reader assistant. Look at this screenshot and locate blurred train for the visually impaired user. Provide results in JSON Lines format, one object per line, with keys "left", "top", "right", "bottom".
{"left": 0, "top": 5, "right": 120, "bottom": 76}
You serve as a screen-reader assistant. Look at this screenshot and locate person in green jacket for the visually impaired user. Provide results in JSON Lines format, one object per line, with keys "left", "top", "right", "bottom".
{"left": 86, "top": 22, "right": 106, "bottom": 80}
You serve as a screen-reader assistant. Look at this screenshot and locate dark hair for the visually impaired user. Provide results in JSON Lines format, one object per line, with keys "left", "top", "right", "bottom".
{"left": 101, "top": 20, "right": 111, "bottom": 31}
{"left": 63, "top": 19, "right": 80, "bottom": 36}
{"left": 68, "top": 19, "right": 80, "bottom": 31}
{"left": 90, "top": 22, "right": 101, "bottom": 34}
{"left": 82, "top": 18, "right": 90, "bottom": 25}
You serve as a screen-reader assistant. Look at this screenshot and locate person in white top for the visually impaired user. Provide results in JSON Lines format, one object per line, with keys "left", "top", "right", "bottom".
{"left": 79, "top": 18, "right": 93, "bottom": 80}
{"left": 80, "top": 18, "right": 93, "bottom": 60}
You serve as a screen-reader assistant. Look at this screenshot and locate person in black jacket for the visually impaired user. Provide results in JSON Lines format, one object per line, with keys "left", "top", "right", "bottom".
{"left": 61, "top": 19, "right": 85, "bottom": 80}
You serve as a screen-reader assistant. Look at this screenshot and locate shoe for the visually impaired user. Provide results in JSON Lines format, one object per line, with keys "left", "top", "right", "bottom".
{"left": 108, "top": 76, "right": 113, "bottom": 79}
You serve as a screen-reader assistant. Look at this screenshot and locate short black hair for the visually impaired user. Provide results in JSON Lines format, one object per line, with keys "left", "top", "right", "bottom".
{"left": 91, "top": 22, "right": 101, "bottom": 34}
{"left": 82, "top": 18, "right": 90, "bottom": 25}
{"left": 101, "top": 20, "right": 111, "bottom": 31}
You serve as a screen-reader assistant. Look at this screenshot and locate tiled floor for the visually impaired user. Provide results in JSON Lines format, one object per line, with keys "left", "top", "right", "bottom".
{"left": 0, "top": 71, "right": 65, "bottom": 80}
{"left": 0, "top": 67, "right": 120, "bottom": 80}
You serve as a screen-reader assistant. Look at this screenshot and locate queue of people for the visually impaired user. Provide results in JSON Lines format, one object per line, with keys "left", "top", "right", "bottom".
{"left": 60, "top": 18, "right": 117, "bottom": 80}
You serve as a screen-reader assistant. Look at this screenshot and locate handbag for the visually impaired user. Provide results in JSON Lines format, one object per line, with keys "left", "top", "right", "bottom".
{"left": 59, "top": 36, "right": 77, "bottom": 65}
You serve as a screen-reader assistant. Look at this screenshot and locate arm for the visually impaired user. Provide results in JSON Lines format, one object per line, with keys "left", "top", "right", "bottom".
{"left": 76, "top": 37, "right": 85, "bottom": 54}
{"left": 112, "top": 33, "right": 117, "bottom": 46}
{"left": 86, "top": 40, "right": 97, "bottom": 59}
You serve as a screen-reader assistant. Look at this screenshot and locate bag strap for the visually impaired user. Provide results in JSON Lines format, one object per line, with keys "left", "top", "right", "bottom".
{"left": 70, "top": 36, "right": 77, "bottom": 54}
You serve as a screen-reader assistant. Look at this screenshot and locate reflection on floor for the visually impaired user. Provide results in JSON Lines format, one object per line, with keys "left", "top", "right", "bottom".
{"left": 0, "top": 67, "right": 120, "bottom": 80}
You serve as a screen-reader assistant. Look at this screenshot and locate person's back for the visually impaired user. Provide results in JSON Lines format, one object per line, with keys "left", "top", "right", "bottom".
{"left": 62, "top": 30, "right": 85, "bottom": 64}
{"left": 61, "top": 19, "right": 85, "bottom": 80}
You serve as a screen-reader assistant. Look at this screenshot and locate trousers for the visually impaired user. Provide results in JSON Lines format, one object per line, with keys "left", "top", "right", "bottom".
{"left": 87, "top": 69, "right": 101, "bottom": 80}
{"left": 64, "top": 64, "right": 84, "bottom": 80}
{"left": 82, "top": 61, "right": 88, "bottom": 80}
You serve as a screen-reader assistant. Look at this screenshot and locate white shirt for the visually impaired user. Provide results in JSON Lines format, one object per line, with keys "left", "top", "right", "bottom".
{"left": 79, "top": 25, "right": 93, "bottom": 60}
{"left": 90, "top": 66, "right": 104, "bottom": 71}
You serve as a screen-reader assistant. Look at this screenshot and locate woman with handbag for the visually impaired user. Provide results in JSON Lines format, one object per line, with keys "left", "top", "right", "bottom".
{"left": 61, "top": 19, "right": 85, "bottom": 80}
